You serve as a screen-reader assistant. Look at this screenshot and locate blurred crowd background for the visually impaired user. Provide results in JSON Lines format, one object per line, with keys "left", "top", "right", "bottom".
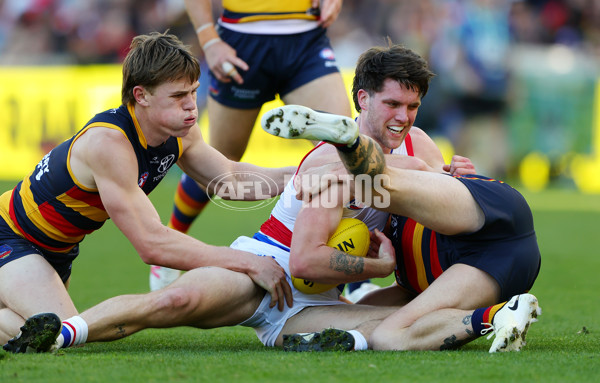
{"left": 1, "top": 0, "right": 600, "bottom": 187}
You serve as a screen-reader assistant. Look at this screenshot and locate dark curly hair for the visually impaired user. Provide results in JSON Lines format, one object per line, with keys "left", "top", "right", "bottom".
{"left": 352, "top": 38, "right": 435, "bottom": 113}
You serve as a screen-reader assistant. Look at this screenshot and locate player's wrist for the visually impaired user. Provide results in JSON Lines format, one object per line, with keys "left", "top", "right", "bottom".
{"left": 202, "top": 37, "right": 221, "bottom": 51}
{"left": 369, "top": 258, "right": 394, "bottom": 278}
{"left": 197, "top": 23, "right": 219, "bottom": 50}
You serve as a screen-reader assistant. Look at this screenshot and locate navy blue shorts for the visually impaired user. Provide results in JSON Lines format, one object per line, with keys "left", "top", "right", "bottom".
{"left": 392, "top": 174, "right": 541, "bottom": 302}
{"left": 208, "top": 26, "right": 340, "bottom": 109}
{"left": 0, "top": 216, "right": 78, "bottom": 283}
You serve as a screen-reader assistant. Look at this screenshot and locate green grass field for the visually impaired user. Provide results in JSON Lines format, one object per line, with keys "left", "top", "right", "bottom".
{"left": 1, "top": 174, "right": 599, "bottom": 382}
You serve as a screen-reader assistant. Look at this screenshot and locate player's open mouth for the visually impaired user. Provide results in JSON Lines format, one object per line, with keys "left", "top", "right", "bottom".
{"left": 184, "top": 116, "right": 197, "bottom": 124}
{"left": 387, "top": 126, "right": 404, "bottom": 134}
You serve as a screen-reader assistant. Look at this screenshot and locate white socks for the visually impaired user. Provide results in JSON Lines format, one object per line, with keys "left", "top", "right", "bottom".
{"left": 57, "top": 316, "right": 89, "bottom": 348}
{"left": 348, "top": 330, "right": 368, "bottom": 351}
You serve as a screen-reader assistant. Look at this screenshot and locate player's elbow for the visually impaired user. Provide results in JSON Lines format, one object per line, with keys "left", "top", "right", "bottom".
{"left": 289, "top": 250, "right": 312, "bottom": 279}
{"left": 134, "top": 241, "right": 165, "bottom": 265}
{"left": 138, "top": 248, "right": 161, "bottom": 265}
{"left": 289, "top": 248, "right": 323, "bottom": 280}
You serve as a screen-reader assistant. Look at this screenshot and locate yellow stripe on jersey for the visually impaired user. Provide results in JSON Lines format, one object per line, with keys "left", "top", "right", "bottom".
{"left": 55, "top": 193, "right": 109, "bottom": 222}
{"left": 223, "top": 0, "right": 311, "bottom": 14}
{"left": 66, "top": 123, "right": 129, "bottom": 192}
{"left": 18, "top": 177, "right": 84, "bottom": 244}
{"left": 0, "top": 190, "right": 20, "bottom": 235}
{"left": 412, "top": 223, "right": 429, "bottom": 292}
{"left": 229, "top": 14, "right": 317, "bottom": 23}
{"left": 128, "top": 103, "right": 148, "bottom": 149}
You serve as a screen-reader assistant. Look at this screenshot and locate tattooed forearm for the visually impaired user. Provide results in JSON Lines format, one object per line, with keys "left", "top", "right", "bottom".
{"left": 338, "top": 136, "right": 386, "bottom": 178}
{"left": 329, "top": 250, "right": 364, "bottom": 275}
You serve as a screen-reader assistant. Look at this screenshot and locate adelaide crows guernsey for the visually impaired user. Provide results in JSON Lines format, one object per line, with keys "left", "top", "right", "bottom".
{"left": 221, "top": 0, "right": 318, "bottom": 23}
{"left": 0, "top": 104, "right": 182, "bottom": 253}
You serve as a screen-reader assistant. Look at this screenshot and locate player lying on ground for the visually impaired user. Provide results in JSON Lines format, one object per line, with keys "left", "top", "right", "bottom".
{"left": 263, "top": 101, "right": 541, "bottom": 352}
{"left": 5, "top": 43, "right": 539, "bottom": 354}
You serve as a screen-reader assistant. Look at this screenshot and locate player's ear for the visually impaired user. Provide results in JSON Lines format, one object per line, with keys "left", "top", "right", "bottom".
{"left": 357, "top": 89, "right": 369, "bottom": 111}
{"left": 133, "top": 86, "right": 149, "bottom": 106}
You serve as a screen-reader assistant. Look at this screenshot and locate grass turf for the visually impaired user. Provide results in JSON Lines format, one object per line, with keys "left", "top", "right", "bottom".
{"left": 1, "top": 175, "right": 599, "bottom": 382}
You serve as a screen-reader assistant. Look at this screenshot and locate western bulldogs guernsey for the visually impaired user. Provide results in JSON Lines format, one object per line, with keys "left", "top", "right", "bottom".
{"left": 259, "top": 136, "right": 414, "bottom": 247}
{"left": 0, "top": 104, "right": 181, "bottom": 253}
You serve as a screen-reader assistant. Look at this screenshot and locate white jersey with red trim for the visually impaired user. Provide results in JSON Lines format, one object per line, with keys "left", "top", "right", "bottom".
{"left": 259, "top": 137, "right": 412, "bottom": 247}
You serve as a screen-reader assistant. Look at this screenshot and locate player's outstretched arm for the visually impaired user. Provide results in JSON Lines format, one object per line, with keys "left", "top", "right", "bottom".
{"left": 78, "top": 127, "right": 293, "bottom": 309}
{"left": 178, "top": 124, "right": 295, "bottom": 201}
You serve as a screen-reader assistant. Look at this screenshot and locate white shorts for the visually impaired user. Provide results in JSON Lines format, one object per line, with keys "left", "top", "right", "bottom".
{"left": 230, "top": 235, "right": 345, "bottom": 346}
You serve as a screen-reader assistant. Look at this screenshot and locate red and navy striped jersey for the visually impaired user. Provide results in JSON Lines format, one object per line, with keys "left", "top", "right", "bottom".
{"left": 391, "top": 215, "right": 445, "bottom": 294}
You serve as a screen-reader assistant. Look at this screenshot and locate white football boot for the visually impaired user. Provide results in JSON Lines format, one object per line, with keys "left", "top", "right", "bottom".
{"left": 261, "top": 105, "right": 359, "bottom": 145}
{"left": 149, "top": 265, "right": 181, "bottom": 291}
{"left": 487, "top": 293, "right": 542, "bottom": 353}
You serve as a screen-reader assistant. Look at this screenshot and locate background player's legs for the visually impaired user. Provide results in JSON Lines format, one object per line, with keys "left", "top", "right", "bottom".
{"left": 281, "top": 72, "right": 352, "bottom": 118}
{"left": 167, "top": 173, "right": 211, "bottom": 234}
{"left": 0, "top": 254, "right": 78, "bottom": 343}
{"left": 168, "top": 100, "right": 260, "bottom": 232}
{"left": 207, "top": 99, "right": 262, "bottom": 162}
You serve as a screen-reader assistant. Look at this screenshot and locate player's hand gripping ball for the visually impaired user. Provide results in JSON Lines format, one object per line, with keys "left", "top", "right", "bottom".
{"left": 292, "top": 218, "right": 370, "bottom": 294}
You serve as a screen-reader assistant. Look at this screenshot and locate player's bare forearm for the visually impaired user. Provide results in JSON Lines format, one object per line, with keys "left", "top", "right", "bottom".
{"left": 228, "top": 163, "right": 296, "bottom": 199}
{"left": 184, "top": 0, "right": 214, "bottom": 32}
